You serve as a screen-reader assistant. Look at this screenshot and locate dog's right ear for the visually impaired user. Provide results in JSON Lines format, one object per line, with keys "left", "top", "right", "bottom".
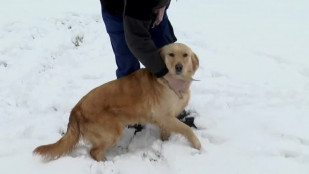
{"left": 191, "top": 52, "right": 199, "bottom": 72}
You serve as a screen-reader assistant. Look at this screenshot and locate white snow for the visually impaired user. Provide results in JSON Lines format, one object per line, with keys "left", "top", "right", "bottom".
{"left": 1, "top": 0, "right": 309, "bottom": 173}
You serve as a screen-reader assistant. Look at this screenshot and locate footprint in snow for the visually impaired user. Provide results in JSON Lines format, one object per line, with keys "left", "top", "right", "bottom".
{"left": 275, "top": 133, "right": 309, "bottom": 147}
{"left": 0, "top": 61, "right": 8, "bottom": 68}
{"left": 201, "top": 132, "right": 226, "bottom": 145}
{"left": 280, "top": 150, "right": 299, "bottom": 158}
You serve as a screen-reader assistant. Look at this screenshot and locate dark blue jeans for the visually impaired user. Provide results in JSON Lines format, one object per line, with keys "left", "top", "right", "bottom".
{"left": 102, "top": 11, "right": 177, "bottom": 78}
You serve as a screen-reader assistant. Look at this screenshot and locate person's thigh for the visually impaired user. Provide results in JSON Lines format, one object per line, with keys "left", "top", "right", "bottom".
{"left": 102, "top": 11, "right": 140, "bottom": 78}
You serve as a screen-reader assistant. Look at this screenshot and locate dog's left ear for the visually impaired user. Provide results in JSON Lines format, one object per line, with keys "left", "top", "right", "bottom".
{"left": 158, "top": 48, "right": 165, "bottom": 61}
{"left": 191, "top": 52, "right": 199, "bottom": 72}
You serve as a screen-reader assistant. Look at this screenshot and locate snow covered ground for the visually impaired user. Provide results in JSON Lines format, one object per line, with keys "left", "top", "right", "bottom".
{"left": 1, "top": 0, "right": 309, "bottom": 173}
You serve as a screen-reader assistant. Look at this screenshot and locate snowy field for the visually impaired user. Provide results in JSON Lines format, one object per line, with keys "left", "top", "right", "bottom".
{"left": 1, "top": 0, "right": 309, "bottom": 173}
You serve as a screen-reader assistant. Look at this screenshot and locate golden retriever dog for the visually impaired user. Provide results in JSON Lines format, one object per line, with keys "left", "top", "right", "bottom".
{"left": 33, "top": 43, "right": 201, "bottom": 161}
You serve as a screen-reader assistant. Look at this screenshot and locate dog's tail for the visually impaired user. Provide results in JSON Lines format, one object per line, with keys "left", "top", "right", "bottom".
{"left": 33, "top": 108, "right": 81, "bottom": 160}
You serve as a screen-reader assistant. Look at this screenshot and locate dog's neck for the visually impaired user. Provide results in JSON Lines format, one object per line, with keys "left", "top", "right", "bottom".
{"left": 157, "top": 77, "right": 193, "bottom": 99}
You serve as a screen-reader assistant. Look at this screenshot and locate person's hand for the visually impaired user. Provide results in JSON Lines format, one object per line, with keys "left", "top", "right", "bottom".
{"left": 153, "top": 6, "right": 166, "bottom": 27}
{"left": 163, "top": 73, "right": 191, "bottom": 98}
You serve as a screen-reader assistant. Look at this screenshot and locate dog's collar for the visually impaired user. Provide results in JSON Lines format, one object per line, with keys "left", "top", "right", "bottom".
{"left": 190, "top": 78, "right": 200, "bottom": 81}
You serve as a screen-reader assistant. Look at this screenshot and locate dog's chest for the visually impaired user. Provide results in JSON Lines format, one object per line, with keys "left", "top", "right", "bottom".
{"left": 153, "top": 89, "right": 190, "bottom": 117}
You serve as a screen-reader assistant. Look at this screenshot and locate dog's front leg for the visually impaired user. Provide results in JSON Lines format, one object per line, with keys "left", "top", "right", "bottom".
{"left": 160, "top": 128, "right": 171, "bottom": 141}
{"left": 161, "top": 117, "right": 201, "bottom": 150}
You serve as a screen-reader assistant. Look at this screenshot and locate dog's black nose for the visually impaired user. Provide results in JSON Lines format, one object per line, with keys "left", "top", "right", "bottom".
{"left": 175, "top": 63, "right": 183, "bottom": 74}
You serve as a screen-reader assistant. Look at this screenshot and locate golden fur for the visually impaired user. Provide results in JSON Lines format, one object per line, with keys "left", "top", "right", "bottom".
{"left": 33, "top": 43, "right": 201, "bottom": 161}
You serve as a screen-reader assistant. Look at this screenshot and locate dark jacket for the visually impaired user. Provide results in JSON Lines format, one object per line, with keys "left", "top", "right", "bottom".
{"left": 100, "top": 0, "right": 172, "bottom": 77}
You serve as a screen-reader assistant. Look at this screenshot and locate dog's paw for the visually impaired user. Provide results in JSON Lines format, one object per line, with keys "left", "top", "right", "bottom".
{"left": 192, "top": 137, "right": 201, "bottom": 150}
{"left": 160, "top": 131, "right": 171, "bottom": 141}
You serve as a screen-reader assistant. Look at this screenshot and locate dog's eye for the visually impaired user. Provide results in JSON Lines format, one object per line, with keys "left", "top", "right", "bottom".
{"left": 168, "top": 53, "right": 175, "bottom": 57}
{"left": 183, "top": 53, "right": 188, "bottom": 57}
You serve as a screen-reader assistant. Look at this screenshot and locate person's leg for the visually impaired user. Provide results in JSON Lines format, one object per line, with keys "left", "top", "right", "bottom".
{"left": 150, "top": 12, "right": 177, "bottom": 49}
{"left": 102, "top": 11, "right": 140, "bottom": 78}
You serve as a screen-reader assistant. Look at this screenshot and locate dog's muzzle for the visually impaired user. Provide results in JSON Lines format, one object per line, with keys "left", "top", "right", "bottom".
{"left": 175, "top": 63, "right": 183, "bottom": 74}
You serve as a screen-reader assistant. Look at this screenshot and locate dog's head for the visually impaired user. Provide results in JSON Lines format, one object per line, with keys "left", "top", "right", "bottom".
{"left": 160, "top": 43, "right": 199, "bottom": 80}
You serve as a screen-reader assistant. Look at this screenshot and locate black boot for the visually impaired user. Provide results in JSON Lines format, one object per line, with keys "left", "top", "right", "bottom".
{"left": 128, "top": 124, "right": 144, "bottom": 134}
{"left": 177, "top": 110, "right": 197, "bottom": 129}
